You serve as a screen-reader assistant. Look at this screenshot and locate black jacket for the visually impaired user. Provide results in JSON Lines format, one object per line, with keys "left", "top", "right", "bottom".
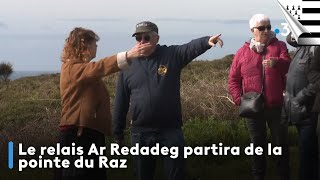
{"left": 307, "top": 46, "right": 320, "bottom": 112}
{"left": 112, "top": 36, "right": 211, "bottom": 140}
{"left": 283, "top": 42, "right": 320, "bottom": 124}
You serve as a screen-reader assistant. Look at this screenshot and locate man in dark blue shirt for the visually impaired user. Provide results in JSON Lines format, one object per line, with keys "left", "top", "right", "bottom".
{"left": 113, "top": 21, "right": 223, "bottom": 180}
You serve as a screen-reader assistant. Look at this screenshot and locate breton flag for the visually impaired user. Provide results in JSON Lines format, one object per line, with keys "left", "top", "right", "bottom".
{"left": 277, "top": 0, "right": 320, "bottom": 45}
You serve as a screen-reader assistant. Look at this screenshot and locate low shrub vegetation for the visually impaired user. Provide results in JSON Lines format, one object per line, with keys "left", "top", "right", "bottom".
{"left": 0, "top": 56, "right": 299, "bottom": 179}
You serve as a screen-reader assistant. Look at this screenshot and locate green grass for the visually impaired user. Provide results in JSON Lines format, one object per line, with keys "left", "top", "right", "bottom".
{"left": 0, "top": 55, "right": 301, "bottom": 179}
{"left": 0, "top": 119, "right": 300, "bottom": 180}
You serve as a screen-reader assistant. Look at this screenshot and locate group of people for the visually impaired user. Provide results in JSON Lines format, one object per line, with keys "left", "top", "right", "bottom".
{"left": 229, "top": 14, "right": 320, "bottom": 180}
{"left": 55, "top": 13, "right": 320, "bottom": 180}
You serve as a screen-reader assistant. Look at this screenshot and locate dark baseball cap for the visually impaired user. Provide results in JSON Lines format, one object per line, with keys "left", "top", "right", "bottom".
{"left": 132, "top": 21, "right": 158, "bottom": 37}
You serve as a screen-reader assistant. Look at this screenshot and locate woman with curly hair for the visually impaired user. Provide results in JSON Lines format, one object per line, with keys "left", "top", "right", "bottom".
{"left": 54, "top": 27, "right": 152, "bottom": 180}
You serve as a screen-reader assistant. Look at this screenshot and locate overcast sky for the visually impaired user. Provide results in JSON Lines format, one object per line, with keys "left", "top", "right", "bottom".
{"left": 0, "top": 0, "right": 290, "bottom": 71}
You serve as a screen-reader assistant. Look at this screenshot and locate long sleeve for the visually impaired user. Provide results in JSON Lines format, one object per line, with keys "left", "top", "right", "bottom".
{"left": 228, "top": 51, "right": 242, "bottom": 106}
{"left": 68, "top": 52, "right": 129, "bottom": 84}
{"left": 112, "top": 72, "right": 131, "bottom": 140}
{"left": 68, "top": 55, "right": 119, "bottom": 83}
{"left": 295, "top": 84, "right": 317, "bottom": 104}
{"left": 296, "top": 46, "right": 320, "bottom": 105}
{"left": 172, "top": 36, "right": 212, "bottom": 68}
{"left": 274, "top": 42, "right": 291, "bottom": 90}
{"left": 307, "top": 46, "right": 320, "bottom": 91}
{"left": 275, "top": 42, "right": 291, "bottom": 72}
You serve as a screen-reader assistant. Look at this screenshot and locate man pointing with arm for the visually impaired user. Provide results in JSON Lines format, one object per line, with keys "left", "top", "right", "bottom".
{"left": 113, "top": 21, "right": 223, "bottom": 180}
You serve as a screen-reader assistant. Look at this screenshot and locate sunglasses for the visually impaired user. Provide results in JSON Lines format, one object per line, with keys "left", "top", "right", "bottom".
{"left": 135, "top": 34, "right": 152, "bottom": 42}
{"left": 253, "top": 25, "right": 272, "bottom": 31}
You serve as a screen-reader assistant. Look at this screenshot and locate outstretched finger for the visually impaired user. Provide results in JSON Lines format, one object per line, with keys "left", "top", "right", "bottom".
{"left": 210, "top": 34, "right": 222, "bottom": 47}
{"left": 212, "top": 34, "right": 222, "bottom": 39}
{"left": 218, "top": 38, "right": 224, "bottom": 47}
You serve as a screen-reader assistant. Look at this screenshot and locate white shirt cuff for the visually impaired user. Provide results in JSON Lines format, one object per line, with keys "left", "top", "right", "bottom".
{"left": 117, "top": 51, "right": 129, "bottom": 70}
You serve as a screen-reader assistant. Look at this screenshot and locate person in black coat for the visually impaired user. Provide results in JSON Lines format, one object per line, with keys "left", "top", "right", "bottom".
{"left": 283, "top": 33, "right": 320, "bottom": 180}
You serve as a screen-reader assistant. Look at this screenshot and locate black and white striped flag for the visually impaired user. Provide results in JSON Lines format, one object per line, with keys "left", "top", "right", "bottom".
{"left": 278, "top": 0, "right": 320, "bottom": 45}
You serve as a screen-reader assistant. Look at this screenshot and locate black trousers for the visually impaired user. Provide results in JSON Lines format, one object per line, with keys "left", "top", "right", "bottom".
{"left": 54, "top": 127, "right": 107, "bottom": 180}
{"left": 131, "top": 129, "right": 186, "bottom": 180}
{"left": 246, "top": 107, "right": 290, "bottom": 180}
{"left": 296, "top": 113, "right": 318, "bottom": 180}
{"left": 317, "top": 114, "right": 320, "bottom": 180}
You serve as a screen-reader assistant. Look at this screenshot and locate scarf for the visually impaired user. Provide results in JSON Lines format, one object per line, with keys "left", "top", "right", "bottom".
{"left": 249, "top": 31, "right": 275, "bottom": 53}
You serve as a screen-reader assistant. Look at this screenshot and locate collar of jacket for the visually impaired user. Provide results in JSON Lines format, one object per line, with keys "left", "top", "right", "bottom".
{"left": 144, "top": 44, "right": 161, "bottom": 59}
{"left": 245, "top": 37, "right": 278, "bottom": 50}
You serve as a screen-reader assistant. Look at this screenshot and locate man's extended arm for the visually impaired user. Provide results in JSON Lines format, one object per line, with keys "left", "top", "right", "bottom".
{"left": 173, "top": 34, "right": 223, "bottom": 68}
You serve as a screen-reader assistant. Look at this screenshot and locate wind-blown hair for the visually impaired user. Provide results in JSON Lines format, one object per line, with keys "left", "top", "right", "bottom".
{"left": 249, "top": 14, "right": 270, "bottom": 29}
{"left": 61, "top": 27, "right": 99, "bottom": 62}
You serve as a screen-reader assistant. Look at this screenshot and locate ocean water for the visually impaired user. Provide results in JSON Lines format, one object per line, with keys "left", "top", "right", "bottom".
{"left": 10, "top": 71, "right": 59, "bottom": 80}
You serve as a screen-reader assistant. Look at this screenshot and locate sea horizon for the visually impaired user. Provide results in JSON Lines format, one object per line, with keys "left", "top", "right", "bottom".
{"left": 10, "top": 71, "right": 59, "bottom": 80}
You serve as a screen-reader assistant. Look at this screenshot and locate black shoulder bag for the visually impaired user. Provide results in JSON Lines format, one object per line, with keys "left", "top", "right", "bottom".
{"left": 239, "top": 57, "right": 265, "bottom": 118}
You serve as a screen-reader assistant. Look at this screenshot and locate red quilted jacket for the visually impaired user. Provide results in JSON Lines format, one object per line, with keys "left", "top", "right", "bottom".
{"left": 228, "top": 38, "right": 291, "bottom": 108}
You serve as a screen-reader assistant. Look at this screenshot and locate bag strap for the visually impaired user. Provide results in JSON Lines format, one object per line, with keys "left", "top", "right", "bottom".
{"left": 261, "top": 55, "right": 265, "bottom": 93}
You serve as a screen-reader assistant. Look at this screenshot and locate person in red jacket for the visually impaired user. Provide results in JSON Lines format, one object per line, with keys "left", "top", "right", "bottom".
{"left": 228, "top": 14, "right": 291, "bottom": 180}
